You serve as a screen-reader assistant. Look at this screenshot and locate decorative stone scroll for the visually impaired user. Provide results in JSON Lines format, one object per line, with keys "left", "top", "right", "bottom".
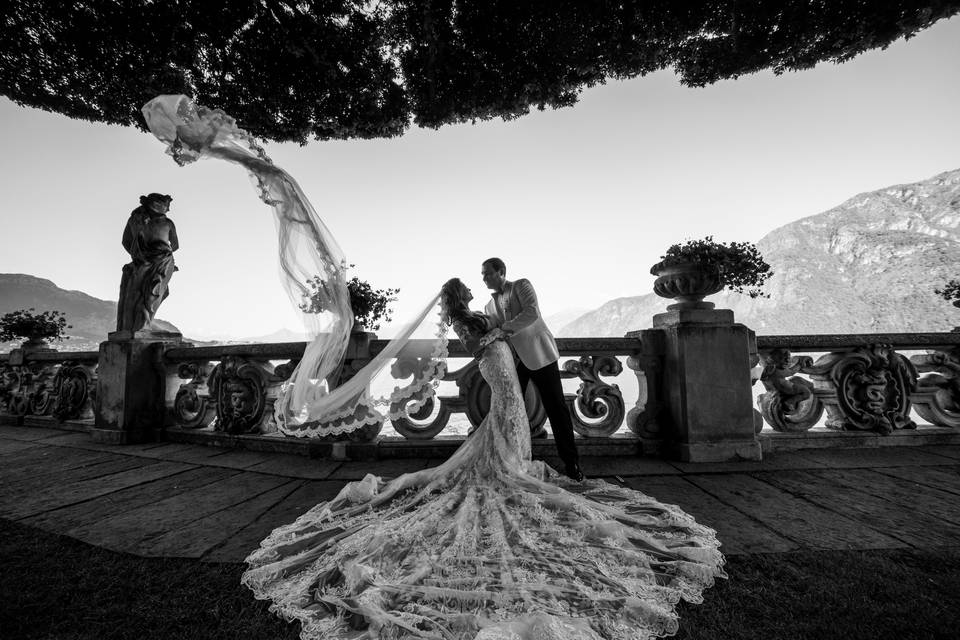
{"left": 910, "top": 347, "right": 960, "bottom": 428}
{"left": 0, "top": 361, "right": 58, "bottom": 417}
{"left": 208, "top": 356, "right": 283, "bottom": 435}
{"left": 171, "top": 361, "right": 216, "bottom": 429}
{"left": 561, "top": 355, "right": 625, "bottom": 437}
{"left": 52, "top": 361, "right": 97, "bottom": 422}
{"left": 808, "top": 344, "right": 917, "bottom": 434}
{"left": 389, "top": 355, "right": 453, "bottom": 440}
{"left": 757, "top": 348, "right": 823, "bottom": 432}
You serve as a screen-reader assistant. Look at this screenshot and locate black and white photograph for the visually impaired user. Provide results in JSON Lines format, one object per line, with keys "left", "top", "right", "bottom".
{"left": 2, "top": 3, "right": 960, "bottom": 639}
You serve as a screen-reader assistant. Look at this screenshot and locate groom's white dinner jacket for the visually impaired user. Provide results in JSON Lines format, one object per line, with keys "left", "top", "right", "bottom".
{"left": 485, "top": 279, "right": 560, "bottom": 371}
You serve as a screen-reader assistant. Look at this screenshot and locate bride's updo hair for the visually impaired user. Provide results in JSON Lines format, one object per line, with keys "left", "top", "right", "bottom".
{"left": 440, "top": 278, "right": 486, "bottom": 334}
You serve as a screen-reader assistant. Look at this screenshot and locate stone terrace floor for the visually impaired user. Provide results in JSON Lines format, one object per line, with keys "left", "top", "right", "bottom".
{"left": 3, "top": 423, "right": 960, "bottom": 562}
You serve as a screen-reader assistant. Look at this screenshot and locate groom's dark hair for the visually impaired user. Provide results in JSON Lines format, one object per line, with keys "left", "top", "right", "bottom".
{"left": 482, "top": 257, "right": 506, "bottom": 274}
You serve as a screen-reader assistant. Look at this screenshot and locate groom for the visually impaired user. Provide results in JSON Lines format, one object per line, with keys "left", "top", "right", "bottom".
{"left": 482, "top": 258, "right": 583, "bottom": 482}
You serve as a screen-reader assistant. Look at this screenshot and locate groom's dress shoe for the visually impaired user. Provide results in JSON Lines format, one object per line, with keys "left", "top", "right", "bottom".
{"left": 565, "top": 464, "right": 584, "bottom": 483}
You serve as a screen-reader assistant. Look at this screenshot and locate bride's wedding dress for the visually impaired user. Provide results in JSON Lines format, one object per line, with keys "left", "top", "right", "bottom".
{"left": 243, "top": 337, "right": 726, "bottom": 640}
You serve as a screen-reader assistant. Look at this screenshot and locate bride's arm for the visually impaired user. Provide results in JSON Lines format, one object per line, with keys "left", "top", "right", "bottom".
{"left": 452, "top": 321, "right": 485, "bottom": 359}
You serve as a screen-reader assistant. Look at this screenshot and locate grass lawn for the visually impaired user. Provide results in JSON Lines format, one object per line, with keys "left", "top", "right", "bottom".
{"left": 2, "top": 517, "right": 959, "bottom": 639}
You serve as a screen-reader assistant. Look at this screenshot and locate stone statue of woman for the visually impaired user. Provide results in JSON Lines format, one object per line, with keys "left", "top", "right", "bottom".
{"left": 116, "top": 193, "right": 179, "bottom": 333}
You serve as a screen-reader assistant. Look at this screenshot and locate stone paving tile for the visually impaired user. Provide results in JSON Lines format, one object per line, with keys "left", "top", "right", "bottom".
{"left": 131, "top": 443, "right": 232, "bottom": 463}
{"left": 0, "top": 438, "right": 41, "bottom": 455}
{"left": 0, "top": 446, "right": 128, "bottom": 483}
{"left": 0, "top": 457, "right": 156, "bottom": 511}
{"left": 203, "top": 480, "right": 346, "bottom": 562}
{"left": 912, "top": 445, "right": 960, "bottom": 461}
{"left": 579, "top": 455, "right": 682, "bottom": 477}
{"left": 623, "top": 475, "right": 798, "bottom": 555}
{"left": 793, "top": 446, "right": 960, "bottom": 468}
{"left": 327, "top": 458, "right": 434, "bottom": 480}
{"left": 22, "top": 467, "right": 240, "bottom": 533}
{"left": 0, "top": 424, "right": 76, "bottom": 442}
{"left": 874, "top": 464, "right": 960, "bottom": 496}
{"left": 196, "top": 450, "right": 279, "bottom": 470}
{"left": 686, "top": 473, "right": 906, "bottom": 551}
{"left": 808, "top": 467, "right": 960, "bottom": 528}
{"left": 67, "top": 471, "right": 291, "bottom": 555}
{"left": 667, "top": 449, "right": 832, "bottom": 474}
{"left": 759, "top": 469, "right": 960, "bottom": 549}
{"left": 1, "top": 460, "right": 194, "bottom": 520}
{"left": 243, "top": 454, "right": 342, "bottom": 479}
{"left": 133, "top": 480, "right": 302, "bottom": 558}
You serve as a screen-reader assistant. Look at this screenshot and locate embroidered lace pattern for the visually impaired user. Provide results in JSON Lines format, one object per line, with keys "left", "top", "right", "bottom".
{"left": 243, "top": 340, "right": 726, "bottom": 639}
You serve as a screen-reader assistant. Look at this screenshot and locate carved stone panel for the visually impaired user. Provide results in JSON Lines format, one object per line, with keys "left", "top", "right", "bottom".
{"left": 757, "top": 349, "right": 823, "bottom": 432}
{"left": 808, "top": 345, "right": 917, "bottom": 434}
{"left": 52, "top": 361, "right": 97, "bottom": 422}
{"left": 911, "top": 348, "right": 960, "bottom": 428}
{"left": 209, "top": 356, "right": 276, "bottom": 434}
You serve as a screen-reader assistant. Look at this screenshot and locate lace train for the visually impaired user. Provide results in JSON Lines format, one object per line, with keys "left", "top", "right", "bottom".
{"left": 243, "top": 342, "right": 725, "bottom": 639}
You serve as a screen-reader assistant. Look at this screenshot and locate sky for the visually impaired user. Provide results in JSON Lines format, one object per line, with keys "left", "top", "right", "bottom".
{"left": 1, "top": 17, "right": 959, "bottom": 340}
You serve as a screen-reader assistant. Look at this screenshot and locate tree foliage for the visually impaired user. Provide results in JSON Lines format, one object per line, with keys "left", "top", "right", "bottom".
{"left": 2, "top": 1, "right": 958, "bottom": 142}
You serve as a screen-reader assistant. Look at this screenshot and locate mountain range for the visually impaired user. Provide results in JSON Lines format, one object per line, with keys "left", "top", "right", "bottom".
{"left": 3, "top": 169, "right": 959, "bottom": 350}
{"left": 558, "top": 168, "right": 960, "bottom": 337}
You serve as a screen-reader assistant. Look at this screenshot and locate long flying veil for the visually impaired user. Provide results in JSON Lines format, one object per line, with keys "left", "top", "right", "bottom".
{"left": 141, "top": 95, "right": 447, "bottom": 436}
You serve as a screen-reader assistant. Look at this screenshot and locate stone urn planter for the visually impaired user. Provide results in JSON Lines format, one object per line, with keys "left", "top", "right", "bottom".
{"left": 651, "top": 261, "right": 724, "bottom": 310}
{"left": 18, "top": 337, "right": 57, "bottom": 354}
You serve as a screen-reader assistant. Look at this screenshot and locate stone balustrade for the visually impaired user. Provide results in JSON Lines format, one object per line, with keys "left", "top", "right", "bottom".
{"left": 5, "top": 327, "right": 960, "bottom": 461}
{"left": 756, "top": 333, "right": 960, "bottom": 435}
{"left": 160, "top": 337, "right": 653, "bottom": 441}
{"left": 0, "top": 349, "right": 99, "bottom": 425}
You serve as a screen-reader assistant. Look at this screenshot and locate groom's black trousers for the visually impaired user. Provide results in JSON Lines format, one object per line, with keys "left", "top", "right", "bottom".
{"left": 515, "top": 360, "right": 580, "bottom": 469}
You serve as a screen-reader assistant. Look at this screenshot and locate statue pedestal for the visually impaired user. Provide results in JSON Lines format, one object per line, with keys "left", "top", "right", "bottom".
{"left": 651, "top": 307, "right": 762, "bottom": 462}
{"left": 93, "top": 332, "right": 185, "bottom": 444}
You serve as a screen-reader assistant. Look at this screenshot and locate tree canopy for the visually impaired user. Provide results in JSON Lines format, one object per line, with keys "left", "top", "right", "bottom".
{"left": 2, "top": 1, "right": 958, "bottom": 143}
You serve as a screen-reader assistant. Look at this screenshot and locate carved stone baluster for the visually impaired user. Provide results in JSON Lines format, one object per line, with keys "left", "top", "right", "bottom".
{"left": 626, "top": 354, "right": 661, "bottom": 440}
{"left": 52, "top": 360, "right": 98, "bottom": 422}
{"left": 560, "top": 355, "right": 624, "bottom": 437}
{"left": 910, "top": 347, "right": 960, "bottom": 428}
{"left": 757, "top": 348, "right": 822, "bottom": 432}
{"left": 808, "top": 345, "right": 917, "bottom": 434}
{"left": 389, "top": 356, "right": 451, "bottom": 440}
{"left": 170, "top": 361, "right": 217, "bottom": 429}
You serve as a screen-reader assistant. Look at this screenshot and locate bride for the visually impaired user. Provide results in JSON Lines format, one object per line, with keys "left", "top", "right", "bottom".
{"left": 242, "top": 277, "right": 726, "bottom": 640}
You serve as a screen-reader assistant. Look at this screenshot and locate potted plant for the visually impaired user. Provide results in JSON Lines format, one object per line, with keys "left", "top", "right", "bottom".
{"left": 302, "top": 265, "right": 400, "bottom": 334}
{"left": 651, "top": 236, "right": 773, "bottom": 309}
{"left": 0, "top": 308, "right": 72, "bottom": 352}
{"left": 935, "top": 280, "right": 960, "bottom": 309}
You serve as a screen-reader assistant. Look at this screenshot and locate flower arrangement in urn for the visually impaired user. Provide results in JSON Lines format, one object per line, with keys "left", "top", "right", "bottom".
{"left": 302, "top": 265, "right": 400, "bottom": 333}
{"left": 651, "top": 236, "right": 773, "bottom": 308}
{"left": 0, "top": 308, "right": 72, "bottom": 349}
{"left": 935, "top": 280, "right": 960, "bottom": 308}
